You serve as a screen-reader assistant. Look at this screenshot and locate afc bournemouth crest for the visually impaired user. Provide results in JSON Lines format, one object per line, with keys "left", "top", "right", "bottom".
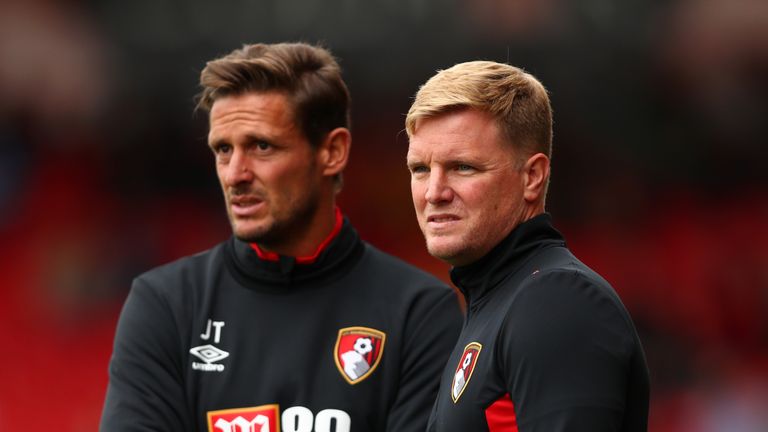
{"left": 334, "top": 326, "right": 386, "bottom": 385}
{"left": 451, "top": 342, "right": 482, "bottom": 403}
{"left": 207, "top": 404, "right": 280, "bottom": 432}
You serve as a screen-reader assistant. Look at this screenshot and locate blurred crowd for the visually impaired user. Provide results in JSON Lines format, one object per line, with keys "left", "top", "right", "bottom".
{"left": 1, "top": 0, "right": 766, "bottom": 430}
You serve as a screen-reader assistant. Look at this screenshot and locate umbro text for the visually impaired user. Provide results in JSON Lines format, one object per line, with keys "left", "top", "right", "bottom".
{"left": 193, "top": 362, "right": 225, "bottom": 372}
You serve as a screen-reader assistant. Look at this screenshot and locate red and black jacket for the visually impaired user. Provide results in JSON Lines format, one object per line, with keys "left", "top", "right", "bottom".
{"left": 427, "top": 214, "right": 649, "bottom": 432}
{"left": 101, "top": 215, "right": 462, "bottom": 432}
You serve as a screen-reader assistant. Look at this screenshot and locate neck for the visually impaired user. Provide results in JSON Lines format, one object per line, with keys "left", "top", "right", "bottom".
{"left": 252, "top": 204, "right": 342, "bottom": 262}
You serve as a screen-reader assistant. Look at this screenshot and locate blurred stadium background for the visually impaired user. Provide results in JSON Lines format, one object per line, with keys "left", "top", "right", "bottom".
{"left": 1, "top": 0, "right": 767, "bottom": 430}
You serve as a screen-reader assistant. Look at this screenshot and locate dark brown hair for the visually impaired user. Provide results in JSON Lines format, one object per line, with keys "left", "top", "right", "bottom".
{"left": 197, "top": 42, "right": 350, "bottom": 147}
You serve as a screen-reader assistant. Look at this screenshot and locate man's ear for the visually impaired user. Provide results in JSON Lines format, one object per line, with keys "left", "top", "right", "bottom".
{"left": 318, "top": 127, "right": 351, "bottom": 177}
{"left": 522, "top": 153, "right": 550, "bottom": 203}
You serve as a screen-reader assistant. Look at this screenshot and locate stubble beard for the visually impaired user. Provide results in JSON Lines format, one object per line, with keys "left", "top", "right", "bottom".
{"left": 229, "top": 188, "right": 321, "bottom": 250}
{"left": 423, "top": 223, "right": 481, "bottom": 267}
{"left": 423, "top": 227, "right": 460, "bottom": 264}
{"left": 426, "top": 237, "right": 460, "bottom": 265}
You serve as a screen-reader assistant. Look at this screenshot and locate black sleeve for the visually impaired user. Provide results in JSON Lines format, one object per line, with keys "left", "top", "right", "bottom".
{"left": 386, "top": 287, "right": 463, "bottom": 432}
{"left": 500, "top": 270, "right": 635, "bottom": 432}
{"left": 100, "top": 277, "right": 192, "bottom": 431}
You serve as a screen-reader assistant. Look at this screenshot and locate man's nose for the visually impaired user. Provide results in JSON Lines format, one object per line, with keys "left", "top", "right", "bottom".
{"left": 224, "top": 150, "right": 254, "bottom": 186}
{"left": 424, "top": 170, "right": 454, "bottom": 204}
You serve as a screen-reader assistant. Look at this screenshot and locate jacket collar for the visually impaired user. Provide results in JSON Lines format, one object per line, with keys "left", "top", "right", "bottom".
{"left": 226, "top": 214, "right": 364, "bottom": 292}
{"left": 450, "top": 213, "right": 565, "bottom": 306}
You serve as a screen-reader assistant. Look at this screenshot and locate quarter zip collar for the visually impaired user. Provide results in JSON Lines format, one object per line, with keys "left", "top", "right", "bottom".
{"left": 225, "top": 214, "right": 365, "bottom": 292}
{"left": 249, "top": 207, "right": 344, "bottom": 265}
{"left": 450, "top": 213, "right": 565, "bottom": 308}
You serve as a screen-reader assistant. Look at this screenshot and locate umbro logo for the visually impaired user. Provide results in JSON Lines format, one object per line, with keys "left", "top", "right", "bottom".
{"left": 191, "top": 344, "right": 229, "bottom": 363}
{"left": 191, "top": 344, "right": 229, "bottom": 372}
{"left": 191, "top": 319, "right": 229, "bottom": 372}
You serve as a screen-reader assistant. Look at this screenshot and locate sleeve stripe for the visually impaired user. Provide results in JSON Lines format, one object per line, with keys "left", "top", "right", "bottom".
{"left": 485, "top": 392, "right": 518, "bottom": 432}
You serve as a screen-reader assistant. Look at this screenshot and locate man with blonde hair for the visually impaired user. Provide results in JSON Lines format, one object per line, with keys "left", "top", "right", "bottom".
{"left": 406, "top": 61, "right": 649, "bottom": 431}
{"left": 100, "top": 42, "right": 462, "bottom": 432}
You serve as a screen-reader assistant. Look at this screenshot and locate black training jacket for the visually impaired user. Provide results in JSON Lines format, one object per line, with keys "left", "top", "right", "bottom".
{"left": 427, "top": 214, "right": 650, "bottom": 432}
{"left": 101, "top": 217, "right": 462, "bottom": 432}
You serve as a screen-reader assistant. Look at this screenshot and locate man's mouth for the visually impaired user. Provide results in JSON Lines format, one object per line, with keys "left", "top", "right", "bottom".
{"left": 229, "top": 195, "right": 265, "bottom": 217}
{"left": 427, "top": 214, "right": 460, "bottom": 224}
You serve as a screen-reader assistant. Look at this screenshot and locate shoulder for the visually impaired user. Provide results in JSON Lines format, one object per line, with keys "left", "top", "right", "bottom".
{"left": 513, "top": 257, "right": 634, "bottom": 330}
{"left": 126, "top": 241, "right": 227, "bottom": 322}
{"left": 353, "top": 243, "right": 459, "bottom": 323}
{"left": 134, "top": 241, "right": 227, "bottom": 296}
{"left": 359, "top": 242, "right": 451, "bottom": 293}
{"left": 492, "top": 258, "right": 646, "bottom": 423}
{"left": 118, "top": 242, "right": 227, "bottom": 341}
{"left": 497, "top": 257, "right": 639, "bottom": 361}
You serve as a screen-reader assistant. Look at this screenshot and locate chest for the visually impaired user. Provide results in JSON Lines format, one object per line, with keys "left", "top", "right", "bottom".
{"left": 184, "top": 279, "right": 400, "bottom": 432}
{"left": 430, "top": 301, "right": 513, "bottom": 431}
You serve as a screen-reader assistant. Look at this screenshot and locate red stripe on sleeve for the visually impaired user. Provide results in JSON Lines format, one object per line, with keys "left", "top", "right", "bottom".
{"left": 485, "top": 393, "right": 518, "bottom": 432}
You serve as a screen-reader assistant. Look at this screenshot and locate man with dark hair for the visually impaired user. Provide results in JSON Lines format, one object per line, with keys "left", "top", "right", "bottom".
{"left": 406, "top": 61, "right": 649, "bottom": 431}
{"left": 100, "top": 42, "right": 462, "bottom": 432}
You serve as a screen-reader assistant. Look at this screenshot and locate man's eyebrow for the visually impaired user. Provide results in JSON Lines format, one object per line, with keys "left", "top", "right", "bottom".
{"left": 208, "top": 132, "right": 274, "bottom": 147}
{"left": 406, "top": 156, "right": 423, "bottom": 166}
{"left": 443, "top": 158, "right": 475, "bottom": 165}
{"left": 243, "top": 133, "right": 272, "bottom": 143}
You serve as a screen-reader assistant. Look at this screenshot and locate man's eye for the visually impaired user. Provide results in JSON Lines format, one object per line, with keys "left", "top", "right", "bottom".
{"left": 410, "top": 165, "right": 428, "bottom": 174}
{"left": 214, "top": 144, "right": 232, "bottom": 154}
{"left": 256, "top": 141, "right": 271, "bottom": 151}
{"left": 457, "top": 164, "right": 473, "bottom": 171}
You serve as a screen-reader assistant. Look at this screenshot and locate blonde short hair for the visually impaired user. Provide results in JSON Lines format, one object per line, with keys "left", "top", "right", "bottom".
{"left": 406, "top": 61, "right": 552, "bottom": 159}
